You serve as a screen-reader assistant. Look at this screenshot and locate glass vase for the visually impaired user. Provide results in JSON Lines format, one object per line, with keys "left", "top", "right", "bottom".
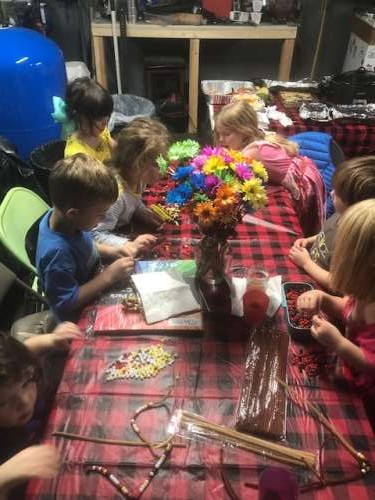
{"left": 195, "top": 235, "right": 232, "bottom": 317}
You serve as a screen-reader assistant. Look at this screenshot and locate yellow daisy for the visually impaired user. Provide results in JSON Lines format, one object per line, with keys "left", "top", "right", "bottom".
{"left": 202, "top": 155, "right": 226, "bottom": 174}
{"left": 251, "top": 160, "right": 269, "bottom": 182}
{"left": 241, "top": 178, "right": 267, "bottom": 208}
{"left": 227, "top": 150, "right": 246, "bottom": 163}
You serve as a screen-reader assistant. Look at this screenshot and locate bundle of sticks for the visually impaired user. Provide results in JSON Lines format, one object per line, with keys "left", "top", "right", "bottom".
{"left": 175, "top": 410, "right": 317, "bottom": 471}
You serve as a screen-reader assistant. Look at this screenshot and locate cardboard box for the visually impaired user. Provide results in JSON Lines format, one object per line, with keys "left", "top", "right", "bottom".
{"left": 343, "top": 15, "right": 375, "bottom": 72}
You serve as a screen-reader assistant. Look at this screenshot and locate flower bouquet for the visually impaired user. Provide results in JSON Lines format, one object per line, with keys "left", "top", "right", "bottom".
{"left": 157, "top": 140, "right": 268, "bottom": 285}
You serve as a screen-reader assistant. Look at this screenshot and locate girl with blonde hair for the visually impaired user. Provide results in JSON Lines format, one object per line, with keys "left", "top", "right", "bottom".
{"left": 297, "top": 199, "right": 375, "bottom": 426}
{"left": 93, "top": 118, "right": 170, "bottom": 253}
{"left": 214, "top": 100, "right": 326, "bottom": 235}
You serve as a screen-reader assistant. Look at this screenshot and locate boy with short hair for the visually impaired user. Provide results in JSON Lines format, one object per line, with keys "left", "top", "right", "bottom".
{"left": 289, "top": 156, "right": 375, "bottom": 289}
{"left": 36, "top": 153, "right": 135, "bottom": 323}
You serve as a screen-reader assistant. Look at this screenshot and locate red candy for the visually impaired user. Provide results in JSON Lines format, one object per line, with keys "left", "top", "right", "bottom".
{"left": 291, "top": 349, "right": 335, "bottom": 378}
{"left": 286, "top": 288, "right": 313, "bottom": 329}
{"left": 243, "top": 288, "right": 270, "bottom": 326}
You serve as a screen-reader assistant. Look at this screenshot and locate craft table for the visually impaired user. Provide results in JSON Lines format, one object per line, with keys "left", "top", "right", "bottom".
{"left": 26, "top": 185, "right": 375, "bottom": 499}
{"left": 91, "top": 21, "right": 297, "bottom": 133}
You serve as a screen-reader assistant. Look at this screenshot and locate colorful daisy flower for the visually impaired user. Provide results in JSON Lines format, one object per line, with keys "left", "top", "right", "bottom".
{"left": 159, "top": 139, "right": 267, "bottom": 232}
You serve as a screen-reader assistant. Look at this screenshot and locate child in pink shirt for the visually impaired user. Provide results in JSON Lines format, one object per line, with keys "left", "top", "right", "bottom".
{"left": 297, "top": 199, "right": 375, "bottom": 428}
{"left": 215, "top": 100, "right": 326, "bottom": 236}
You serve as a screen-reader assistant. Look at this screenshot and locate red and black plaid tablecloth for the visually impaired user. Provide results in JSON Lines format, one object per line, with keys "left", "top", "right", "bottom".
{"left": 212, "top": 99, "right": 375, "bottom": 158}
{"left": 26, "top": 187, "right": 375, "bottom": 499}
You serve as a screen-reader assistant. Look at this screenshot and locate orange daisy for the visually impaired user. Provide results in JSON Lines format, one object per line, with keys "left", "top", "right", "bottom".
{"left": 215, "top": 184, "right": 237, "bottom": 205}
{"left": 194, "top": 201, "right": 218, "bottom": 226}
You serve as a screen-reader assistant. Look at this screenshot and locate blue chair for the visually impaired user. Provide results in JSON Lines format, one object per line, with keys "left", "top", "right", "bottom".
{"left": 289, "top": 131, "right": 345, "bottom": 218}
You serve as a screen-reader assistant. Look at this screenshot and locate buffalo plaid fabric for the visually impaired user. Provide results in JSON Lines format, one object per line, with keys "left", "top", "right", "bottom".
{"left": 212, "top": 99, "right": 375, "bottom": 158}
{"left": 26, "top": 187, "right": 375, "bottom": 499}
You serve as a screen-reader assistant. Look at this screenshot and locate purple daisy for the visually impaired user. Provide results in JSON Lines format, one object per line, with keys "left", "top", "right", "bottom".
{"left": 235, "top": 163, "right": 253, "bottom": 180}
{"left": 205, "top": 174, "right": 221, "bottom": 192}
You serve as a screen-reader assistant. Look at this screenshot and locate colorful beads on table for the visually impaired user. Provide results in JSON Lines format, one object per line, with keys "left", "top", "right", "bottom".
{"left": 105, "top": 345, "right": 178, "bottom": 382}
{"left": 122, "top": 293, "right": 142, "bottom": 312}
{"left": 150, "top": 203, "right": 181, "bottom": 225}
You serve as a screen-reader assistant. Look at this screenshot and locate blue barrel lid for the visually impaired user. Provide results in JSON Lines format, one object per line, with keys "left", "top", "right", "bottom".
{"left": 0, "top": 26, "right": 64, "bottom": 68}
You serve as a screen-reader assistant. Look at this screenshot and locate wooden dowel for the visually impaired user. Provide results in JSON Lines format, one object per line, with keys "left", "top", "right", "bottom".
{"left": 52, "top": 431, "right": 186, "bottom": 448}
{"left": 276, "top": 378, "right": 370, "bottom": 473}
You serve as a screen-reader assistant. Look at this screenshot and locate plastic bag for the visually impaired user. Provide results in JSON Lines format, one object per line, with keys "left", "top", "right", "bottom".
{"left": 108, "top": 94, "right": 156, "bottom": 132}
{"left": 65, "top": 61, "right": 90, "bottom": 83}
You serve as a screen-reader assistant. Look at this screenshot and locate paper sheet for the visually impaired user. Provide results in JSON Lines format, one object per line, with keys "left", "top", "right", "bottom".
{"left": 131, "top": 271, "right": 200, "bottom": 324}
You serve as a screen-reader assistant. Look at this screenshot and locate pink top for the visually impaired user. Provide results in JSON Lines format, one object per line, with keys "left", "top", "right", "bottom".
{"left": 242, "top": 140, "right": 326, "bottom": 236}
{"left": 341, "top": 298, "right": 375, "bottom": 396}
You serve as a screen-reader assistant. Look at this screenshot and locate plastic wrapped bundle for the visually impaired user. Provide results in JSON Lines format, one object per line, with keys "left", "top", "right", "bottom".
{"left": 236, "top": 325, "right": 289, "bottom": 440}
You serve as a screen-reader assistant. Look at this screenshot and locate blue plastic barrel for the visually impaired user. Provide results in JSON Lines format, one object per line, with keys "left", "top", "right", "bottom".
{"left": 0, "top": 27, "right": 66, "bottom": 159}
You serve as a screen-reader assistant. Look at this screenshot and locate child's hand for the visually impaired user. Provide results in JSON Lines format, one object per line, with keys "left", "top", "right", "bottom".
{"left": 49, "top": 322, "right": 82, "bottom": 351}
{"left": 134, "top": 234, "right": 157, "bottom": 248}
{"left": 143, "top": 211, "right": 164, "bottom": 229}
{"left": 135, "top": 206, "right": 164, "bottom": 230}
{"left": 297, "top": 290, "right": 323, "bottom": 314}
{"left": 293, "top": 237, "right": 310, "bottom": 249}
{"left": 123, "top": 235, "right": 157, "bottom": 258}
{"left": 0, "top": 445, "right": 60, "bottom": 487}
{"left": 310, "top": 315, "right": 344, "bottom": 351}
{"left": 289, "top": 246, "right": 311, "bottom": 268}
{"left": 106, "top": 257, "right": 135, "bottom": 283}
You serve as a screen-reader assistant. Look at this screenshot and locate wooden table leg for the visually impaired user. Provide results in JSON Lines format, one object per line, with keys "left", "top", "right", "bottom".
{"left": 278, "top": 38, "right": 295, "bottom": 81}
{"left": 92, "top": 35, "right": 108, "bottom": 89}
{"left": 188, "top": 38, "right": 200, "bottom": 134}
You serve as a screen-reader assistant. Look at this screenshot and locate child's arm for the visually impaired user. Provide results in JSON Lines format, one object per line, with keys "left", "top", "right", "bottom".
{"left": 0, "top": 445, "right": 59, "bottom": 496}
{"left": 297, "top": 290, "right": 345, "bottom": 319}
{"left": 96, "top": 238, "right": 156, "bottom": 260}
{"left": 311, "top": 316, "right": 375, "bottom": 374}
{"left": 96, "top": 242, "right": 124, "bottom": 261}
{"left": 74, "top": 257, "right": 134, "bottom": 311}
{"left": 109, "top": 135, "right": 117, "bottom": 150}
{"left": 24, "top": 322, "right": 82, "bottom": 355}
{"left": 242, "top": 143, "right": 261, "bottom": 161}
{"left": 133, "top": 204, "right": 164, "bottom": 230}
{"left": 42, "top": 256, "right": 134, "bottom": 320}
{"left": 289, "top": 246, "right": 331, "bottom": 289}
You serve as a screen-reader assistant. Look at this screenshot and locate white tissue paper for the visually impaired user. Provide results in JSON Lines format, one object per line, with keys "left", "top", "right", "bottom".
{"left": 131, "top": 270, "right": 200, "bottom": 324}
{"left": 230, "top": 275, "right": 282, "bottom": 318}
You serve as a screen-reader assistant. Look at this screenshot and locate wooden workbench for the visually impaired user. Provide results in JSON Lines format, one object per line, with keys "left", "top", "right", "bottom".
{"left": 91, "top": 22, "right": 298, "bottom": 133}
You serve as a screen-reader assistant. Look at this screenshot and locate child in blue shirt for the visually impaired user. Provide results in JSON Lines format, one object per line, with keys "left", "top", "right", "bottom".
{"left": 36, "top": 153, "right": 136, "bottom": 323}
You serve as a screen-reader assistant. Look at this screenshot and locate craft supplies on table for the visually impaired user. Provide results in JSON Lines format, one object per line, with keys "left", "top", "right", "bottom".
{"left": 105, "top": 345, "right": 178, "bottom": 381}
{"left": 28, "top": 181, "right": 375, "bottom": 499}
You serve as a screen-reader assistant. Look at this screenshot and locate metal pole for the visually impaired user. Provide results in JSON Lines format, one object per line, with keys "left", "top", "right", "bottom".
{"left": 110, "top": 0, "right": 122, "bottom": 94}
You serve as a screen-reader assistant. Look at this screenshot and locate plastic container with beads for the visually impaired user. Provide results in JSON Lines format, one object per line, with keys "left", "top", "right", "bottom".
{"left": 282, "top": 281, "right": 314, "bottom": 342}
